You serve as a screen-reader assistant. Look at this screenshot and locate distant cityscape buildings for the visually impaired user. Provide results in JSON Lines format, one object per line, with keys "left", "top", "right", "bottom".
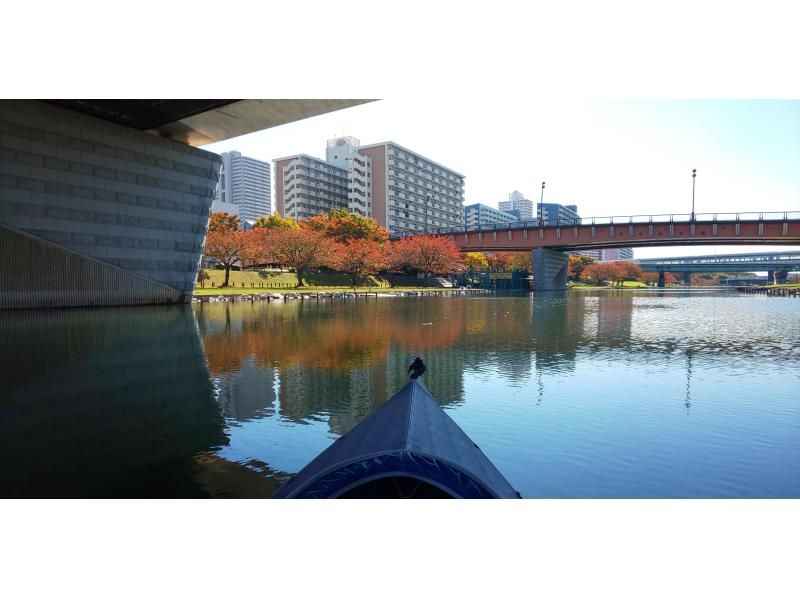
{"left": 275, "top": 137, "right": 465, "bottom": 236}
{"left": 499, "top": 190, "right": 534, "bottom": 220}
{"left": 214, "top": 151, "right": 271, "bottom": 227}
{"left": 539, "top": 202, "right": 580, "bottom": 224}
{"left": 464, "top": 203, "right": 518, "bottom": 228}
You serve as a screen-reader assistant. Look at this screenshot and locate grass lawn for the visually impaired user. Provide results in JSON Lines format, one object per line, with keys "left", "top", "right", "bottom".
{"left": 198, "top": 269, "right": 390, "bottom": 291}
{"left": 764, "top": 283, "right": 800, "bottom": 289}
{"left": 194, "top": 269, "right": 458, "bottom": 295}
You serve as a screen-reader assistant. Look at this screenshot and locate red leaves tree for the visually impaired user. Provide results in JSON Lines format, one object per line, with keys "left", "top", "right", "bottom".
{"left": 582, "top": 262, "right": 621, "bottom": 285}
{"left": 251, "top": 226, "right": 334, "bottom": 287}
{"left": 485, "top": 252, "right": 514, "bottom": 272}
{"left": 389, "top": 235, "right": 462, "bottom": 277}
{"left": 612, "top": 260, "right": 643, "bottom": 286}
{"left": 203, "top": 228, "right": 249, "bottom": 287}
{"left": 329, "top": 238, "right": 386, "bottom": 288}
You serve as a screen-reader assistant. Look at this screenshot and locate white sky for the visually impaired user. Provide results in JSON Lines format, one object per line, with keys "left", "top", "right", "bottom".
{"left": 201, "top": 99, "right": 799, "bottom": 259}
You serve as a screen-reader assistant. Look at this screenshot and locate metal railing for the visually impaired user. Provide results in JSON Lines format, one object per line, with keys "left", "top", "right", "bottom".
{"left": 426, "top": 211, "right": 800, "bottom": 236}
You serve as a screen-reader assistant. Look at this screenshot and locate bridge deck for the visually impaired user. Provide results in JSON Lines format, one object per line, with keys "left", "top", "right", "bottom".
{"left": 434, "top": 212, "right": 800, "bottom": 252}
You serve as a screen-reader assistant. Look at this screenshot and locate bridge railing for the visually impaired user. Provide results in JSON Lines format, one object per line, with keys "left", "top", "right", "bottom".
{"left": 432, "top": 211, "right": 800, "bottom": 236}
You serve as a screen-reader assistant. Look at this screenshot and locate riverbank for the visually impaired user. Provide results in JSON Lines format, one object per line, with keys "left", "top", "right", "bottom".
{"left": 192, "top": 287, "right": 493, "bottom": 303}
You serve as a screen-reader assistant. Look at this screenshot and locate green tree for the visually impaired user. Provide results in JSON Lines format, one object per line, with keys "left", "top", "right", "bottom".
{"left": 252, "top": 213, "right": 299, "bottom": 229}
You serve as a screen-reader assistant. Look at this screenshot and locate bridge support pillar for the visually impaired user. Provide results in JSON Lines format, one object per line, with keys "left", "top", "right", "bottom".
{"left": 658, "top": 271, "right": 665, "bottom": 288}
{"left": 684, "top": 272, "right": 692, "bottom": 286}
{"left": 532, "top": 248, "right": 568, "bottom": 291}
{"left": 776, "top": 271, "right": 789, "bottom": 284}
{"left": 767, "top": 270, "right": 775, "bottom": 285}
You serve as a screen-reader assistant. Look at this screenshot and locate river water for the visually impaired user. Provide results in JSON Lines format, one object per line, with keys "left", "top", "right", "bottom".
{"left": 1, "top": 290, "right": 798, "bottom": 498}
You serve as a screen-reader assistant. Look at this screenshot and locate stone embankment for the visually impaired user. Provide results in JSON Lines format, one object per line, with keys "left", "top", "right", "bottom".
{"left": 735, "top": 286, "right": 800, "bottom": 298}
{"left": 192, "top": 288, "right": 493, "bottom": 303}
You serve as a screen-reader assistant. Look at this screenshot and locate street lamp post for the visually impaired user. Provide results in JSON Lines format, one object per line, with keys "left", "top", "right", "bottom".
{"left": 539, "top": 181, "right": 545, "bottom": 226}
{"left": 691, "top": 168, "right": 696, "bottom": 221}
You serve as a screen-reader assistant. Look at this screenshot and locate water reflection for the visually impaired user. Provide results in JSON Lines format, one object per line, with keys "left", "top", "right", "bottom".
{"left": 0, "top": 306, "right": 228, "bottom": 497}
{"left": 3, "top": 289, "right": 799, "bottom": 498}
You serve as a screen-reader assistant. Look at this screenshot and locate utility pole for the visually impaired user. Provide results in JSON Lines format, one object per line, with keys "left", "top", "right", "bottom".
{"left": 691, "top": 168, "right": 697, "bottom": 221}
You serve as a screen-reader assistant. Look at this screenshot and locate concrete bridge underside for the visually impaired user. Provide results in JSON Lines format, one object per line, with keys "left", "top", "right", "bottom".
{"left": 0, "top": 99, "right": 372, "bottom": 309}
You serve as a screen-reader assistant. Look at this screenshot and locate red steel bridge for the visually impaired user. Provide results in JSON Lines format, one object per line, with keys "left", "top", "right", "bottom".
{"left": 429, "top": 211, "right": 800, "bottom": 290}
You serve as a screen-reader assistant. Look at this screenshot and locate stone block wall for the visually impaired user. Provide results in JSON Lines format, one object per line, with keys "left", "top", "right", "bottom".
{"left": 0, "top": 100, "right": 221, "bottom": 307}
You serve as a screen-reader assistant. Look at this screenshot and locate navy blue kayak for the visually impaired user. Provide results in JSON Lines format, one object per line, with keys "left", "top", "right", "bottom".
{"left": 272, "top": 378, "right": 521, "bottom": 498}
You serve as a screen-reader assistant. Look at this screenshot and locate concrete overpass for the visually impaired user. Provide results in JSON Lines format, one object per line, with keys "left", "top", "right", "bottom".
{"left": 637, "top": 250, "right": 800, "bottom": 286}
{"left": 433, "top": 212, "right": 800, "bottom": 290}
{"left": 1, "top": 99, "right": 374, "bottom": 309}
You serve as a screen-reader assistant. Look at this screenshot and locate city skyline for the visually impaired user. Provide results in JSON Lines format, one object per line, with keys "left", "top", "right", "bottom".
{"left": 201, "top": 99, "right": 800, "bottom": 259}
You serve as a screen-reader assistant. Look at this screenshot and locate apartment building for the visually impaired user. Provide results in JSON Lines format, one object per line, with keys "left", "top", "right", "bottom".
{"left": 499, "top": 190, "right": 534, "bottom": 220}
{"left": 273, "top": 154, "right": 349, "bottom": 221}
{"left": 325, "top": 137, "right": 372, "bottom": 217}
{"left": 539, "top": 202, "right": 580, "bottom": 225}
{"left": 464, "top": 203, "right": 519, "bottom": 228}
{"left": 275, "top": 137, "right": 465, "bottom": 236}
{"left": 215, "top": 151, "right": 271, "bottom": 226}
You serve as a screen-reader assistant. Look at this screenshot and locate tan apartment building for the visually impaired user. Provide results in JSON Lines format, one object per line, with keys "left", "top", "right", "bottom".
{"left": 274, "top": 137, "right": 465, "bottom": 236}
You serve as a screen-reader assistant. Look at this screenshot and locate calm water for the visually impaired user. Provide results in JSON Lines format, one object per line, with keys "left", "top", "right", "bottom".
{"left": 2, "top": 290, "right": 799, "bottom": 498}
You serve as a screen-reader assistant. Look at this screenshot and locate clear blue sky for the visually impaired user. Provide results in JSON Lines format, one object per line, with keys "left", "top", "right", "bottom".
{"left": 202, "top": 99, "right": 799, "bottom": 259}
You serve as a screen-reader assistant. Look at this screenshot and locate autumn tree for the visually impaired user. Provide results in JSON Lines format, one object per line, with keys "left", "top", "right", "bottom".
{"left": 252, "top": 213, "right": 299, "bottom": 230}
{"left": 389, "top": 235, "right": 462, "bottom": 277}
{"left": 329, "top": 238, "right": 386, "bottom": 288}
{"left": 509, "top": 253, "right": 532, "bottom": 272}
{"left": 582, "top": 262, "right": 622, "bottom": 285}
{"left": 251, "top": 227, "right": 333, "bottom": 287}
{"left": 641, "top": 272, "right": 660, "bottom": 286}
{"left": 464, "top": 252, "right": 489, "bottom": 271}
{"left": 208, "top": 212, "right": 240, "bottom": 233}
{"left": 612, "top": 260, "right": 643, "bottom": 286}
{"left": 304, "top": 208, "right": 389, "bottom": 244}
{"left": 203, "top": 228, "right": 249, "bottom": 287}
{"left": 568, "top": 254, "right": 595, "bottom": 282}
{"left": 486, "top": 252, "right": 514, "bottom": 272}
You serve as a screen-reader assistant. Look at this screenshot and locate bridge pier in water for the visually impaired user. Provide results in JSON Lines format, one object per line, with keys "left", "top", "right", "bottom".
{"left": 532, "top": 248, "right": 568, "bottom": 291}
{"left": 658, "top": 272, "right": 665, "bottom": 288}
{"left": 684, "top": 272, "right": 692, "bottom": 286}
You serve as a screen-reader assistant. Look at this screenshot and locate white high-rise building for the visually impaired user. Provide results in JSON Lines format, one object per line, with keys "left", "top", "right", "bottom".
{"left": 499, "top": 190, "right": 534, "bottom": 220}
{"left": 216, "top": 151, "right": 271, "bottom": 226}
{"left": 326, "top": 137, "right": 372, "bottom": 217}
{"left": 464, "top": 203, "right": 518, "bottom": 228}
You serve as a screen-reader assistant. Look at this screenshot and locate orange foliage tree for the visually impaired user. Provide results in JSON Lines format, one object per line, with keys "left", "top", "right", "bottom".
{"left": 612, "top": 260, "right": 643, "bottom": 286}
{"left": 208, "top": 212, "right": 240, "bottom": 233}
{"left": 509, "top": 253, "right": 531, "bottom": 272}
{"left": 486, "top": 252, "right": 515, "bottom": 271}
{"left": 203, "top": 228, "right": 249, "bottom": 287}
{"left": 568, "top": 254, "right": 595, "bottom": 282}
{"left": 582, "top": 262, "right": 623, "bottom": 284}
{"left": 304, "top": 208, "right": 389, "bottom": 244}
{"left": 328, "top": 238, "right": 387, "bottom": 288}
{"left": 249, "top": 226, "right": 334, "bottom": 287}
{"left": 389, "top": 235, "right": 462, "bottom": 277}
